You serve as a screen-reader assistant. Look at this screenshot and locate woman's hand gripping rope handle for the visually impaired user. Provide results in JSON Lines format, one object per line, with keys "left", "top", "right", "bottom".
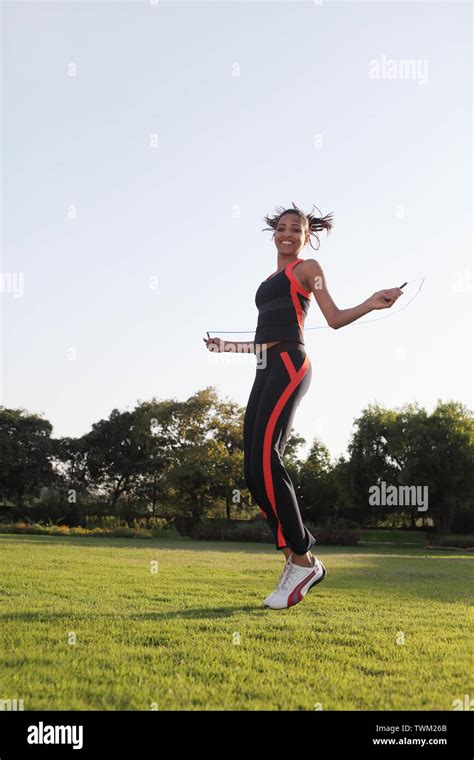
{"left": 203, "top": 332, "right": 255, "bottom": 354}
{"left": 379, "top": 281, "right": 407, "bottom": 306}
{"left": 203, "top": 332, "right": 224, "bottom": 353}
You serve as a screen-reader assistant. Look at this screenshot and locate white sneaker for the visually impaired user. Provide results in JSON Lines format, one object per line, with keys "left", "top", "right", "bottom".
{"left": 263, "top": 554, "right": 326, "bottom": 610}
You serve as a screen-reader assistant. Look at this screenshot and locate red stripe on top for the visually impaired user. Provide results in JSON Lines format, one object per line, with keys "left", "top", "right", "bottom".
{"left": 286, "top": 259, "right": 312, "bottom": 299}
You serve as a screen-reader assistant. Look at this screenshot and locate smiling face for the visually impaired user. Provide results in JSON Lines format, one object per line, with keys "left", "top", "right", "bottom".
{"left": 274, "top": 212, "right": 310, "bottom": 256}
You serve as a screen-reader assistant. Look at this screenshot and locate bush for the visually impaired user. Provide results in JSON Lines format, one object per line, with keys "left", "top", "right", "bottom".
{"left": 450, "top": 512, "right": 474, "bottom": 534}
{"left": 189, "top": 520, "right": 360, "bottom": 546}
{"left": 321, "top": 517, "right": 360, "bottom": 530}
{"left": 84, "top": 515, "right": 126, "bottom": 529}
{"left": 428, "top": 534, "right": 474, "bottom": 549}
{"left": 0, "top": 522, "right": 150, "bottom": 539}
{"left": 150, "top": 526, "right": 183, "bottom": 540}
{"left": 306, "top": 523, "right": 360, "bottom": 546}
{"left": 132, "top": 517, "right": 173, "bottom": 530}
{"left": 189, "top": 523, "right": 272, "bottom": 543}
{"left": 173, "top": 515, "right": 198, "bottom": 536}
{"left": 0, "top": 518, "right": 360, "bottom": 546}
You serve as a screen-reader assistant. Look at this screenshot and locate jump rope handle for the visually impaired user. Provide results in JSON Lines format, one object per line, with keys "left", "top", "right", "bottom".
{"left": 384, "top": 281, "right": 407, "bottom": 302}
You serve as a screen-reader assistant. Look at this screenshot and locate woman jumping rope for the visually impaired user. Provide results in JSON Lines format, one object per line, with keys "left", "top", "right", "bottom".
{"left": 203, "top": 202, "right": 403, "bottom": 610}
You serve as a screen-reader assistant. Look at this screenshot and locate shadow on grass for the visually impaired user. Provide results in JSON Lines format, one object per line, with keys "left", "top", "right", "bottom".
{"left": 0, "top": 606, "right": 264, "bottom": 623}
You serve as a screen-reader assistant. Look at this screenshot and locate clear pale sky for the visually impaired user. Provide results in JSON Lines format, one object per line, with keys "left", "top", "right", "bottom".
{"left": 2, "top": 1, "right": 472, "bottom": 461}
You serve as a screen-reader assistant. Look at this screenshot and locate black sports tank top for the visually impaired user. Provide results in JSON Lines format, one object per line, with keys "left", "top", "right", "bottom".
{"left": 253, "top": 258, "right": 312, "bottom": 346}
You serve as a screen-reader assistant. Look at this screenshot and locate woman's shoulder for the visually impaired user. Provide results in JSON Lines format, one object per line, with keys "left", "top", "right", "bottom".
{"left": 296, "top": 258, "right": 323, "bottom": 292}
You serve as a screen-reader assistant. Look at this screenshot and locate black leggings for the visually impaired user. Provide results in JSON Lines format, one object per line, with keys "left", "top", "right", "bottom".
{"left": 243, "top": 340, "right": 316, "bottom": 555}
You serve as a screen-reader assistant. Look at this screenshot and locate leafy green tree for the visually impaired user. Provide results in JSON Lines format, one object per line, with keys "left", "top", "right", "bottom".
{"left": 345, "top": 404, "right": 402, "bottom": 526}
{"left": 83, "top": 408, "right": 152, "bottom": 513}
{"left": 0, "top": 407, "right": 55, "bottom": 509}
{"left": 209, "top": 397, "right": 247, "bottom": 516}
{"left": 298, "top": 438, "right": 339, "bottom": 526}
{"left": 392, "top": 400, "right": 473, "bottom": 535}
{"left": 344, "top": 400, "right": 473, "bottom": 534}
{"left": 159, "top": 388, "right": 246, "bottom": 522}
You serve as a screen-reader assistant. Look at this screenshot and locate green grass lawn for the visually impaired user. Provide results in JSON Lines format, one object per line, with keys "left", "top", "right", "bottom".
{"left": 0, "top": 534, "right": 471, "bottom": 711}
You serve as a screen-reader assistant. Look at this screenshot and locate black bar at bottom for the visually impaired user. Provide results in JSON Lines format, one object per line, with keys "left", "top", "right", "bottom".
{"left": 0, "top": 710, "right": 472, "bottom": 757}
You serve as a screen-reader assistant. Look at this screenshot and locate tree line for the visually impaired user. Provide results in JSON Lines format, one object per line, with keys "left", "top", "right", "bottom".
{"left": 0, "top": 391, "right": 472, "bottom": 536}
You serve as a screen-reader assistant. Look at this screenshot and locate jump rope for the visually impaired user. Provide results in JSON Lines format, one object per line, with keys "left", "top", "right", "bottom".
{"left": 206, "top": 276, "right": 425, "bottom": 339}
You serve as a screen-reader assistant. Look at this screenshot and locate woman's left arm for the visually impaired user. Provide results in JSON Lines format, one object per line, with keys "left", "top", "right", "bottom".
{"left": 303, "top": 259, "right": 403, "bottom": 330}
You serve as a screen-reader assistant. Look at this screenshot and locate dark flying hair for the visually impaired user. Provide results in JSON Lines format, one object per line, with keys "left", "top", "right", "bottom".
{"left": 261, "top": 201, "right": 334, "bottom": 251}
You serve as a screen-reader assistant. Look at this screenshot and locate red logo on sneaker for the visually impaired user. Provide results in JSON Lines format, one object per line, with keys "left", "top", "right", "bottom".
{"left": 287, "top": 569, "right": 316, "bottom": 607}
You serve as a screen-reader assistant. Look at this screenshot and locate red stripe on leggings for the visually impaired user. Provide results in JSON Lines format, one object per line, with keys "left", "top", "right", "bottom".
{"left": 262, "top": 351, "right": 311, "bottom": 548}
